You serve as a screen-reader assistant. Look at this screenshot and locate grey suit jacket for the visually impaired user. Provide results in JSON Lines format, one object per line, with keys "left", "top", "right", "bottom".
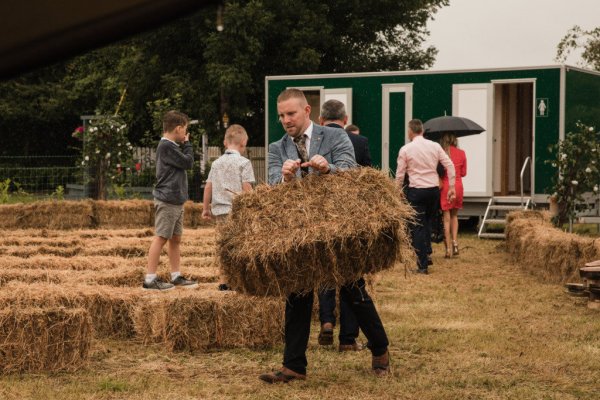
{"left": 268, "top": 123, "right": 357, "bottom": 185}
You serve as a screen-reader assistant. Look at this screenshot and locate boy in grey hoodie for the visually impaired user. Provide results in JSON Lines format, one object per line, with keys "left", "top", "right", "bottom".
{"left": 143, "top": 110, "right": 198, "bottom": 291}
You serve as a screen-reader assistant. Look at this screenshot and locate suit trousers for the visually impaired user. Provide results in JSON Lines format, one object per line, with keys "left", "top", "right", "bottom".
{"left": 318, "top": 288, "right": 360, "bottom": 345}
{"left": 406, "top": 186, "right": 440, "bottom": 270}
{"left": 283, "top": 278, "right": 389, "bottom": 375}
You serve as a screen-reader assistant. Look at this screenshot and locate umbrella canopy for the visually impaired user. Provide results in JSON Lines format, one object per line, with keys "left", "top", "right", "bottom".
{"left": 423, "top": 116, "right": 485, "bottom": 141}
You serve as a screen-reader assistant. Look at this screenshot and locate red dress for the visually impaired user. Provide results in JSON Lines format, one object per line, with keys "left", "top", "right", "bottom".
{"left": 440, "top": 146, "right": 467, "bottom": 211}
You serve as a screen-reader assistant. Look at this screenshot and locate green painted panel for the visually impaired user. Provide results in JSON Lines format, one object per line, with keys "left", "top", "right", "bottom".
{"left": 566, "top": 69, "right": 600, "bottom": 132}
{"left": 388, "top": 92, "right": 405, "bottom": 175}
{"left": 267, "top": 67, "right": 563, "bottom": 193}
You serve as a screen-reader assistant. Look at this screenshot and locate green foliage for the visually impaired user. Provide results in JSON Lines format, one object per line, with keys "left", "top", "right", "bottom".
{"left": 556, "top": 25, "right": 600, "bottom": 70}
{"left": 111, "top": 184, "right": 127, "bottom": 200}
{"left": 51, "top": 185, "right": 65, "bottom": 201}
{"left": 545, "top": 122, "right": 600, "bottom": 226}
{"left": 0, "top": 179, "right": 10, "bottom": 203}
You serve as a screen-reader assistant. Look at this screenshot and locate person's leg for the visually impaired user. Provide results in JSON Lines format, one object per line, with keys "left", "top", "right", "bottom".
{"left": 406, "top": 188, "right": 428, "bottom": 271}
{"left": 451, "top": 209, "right": 459, "bottom": 255}
{"left": 443, "top": 210, "right": 452, "bottom": 257}
{"left": 423, "top": 188, "right": 440, "bottom": 263}
{"left": 317, "top": 288, "right": 336, "bottom": 345}
{"left": 168, "top": 234, "right": 181, "bottom": 273}
{"left": 147, "top": 235, "right": 168, "bottom": 274}
{"left": 340, "top": 278, "right": 388, "bottom": 356}
{"left": 282, "top": 292, "right": 314, "bottom": 375}
{"left": 338, "top": 292, "right": 360, "bottom": 346}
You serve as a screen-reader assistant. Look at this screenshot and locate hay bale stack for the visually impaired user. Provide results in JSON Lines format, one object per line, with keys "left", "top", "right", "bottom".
{"left": 0, "top": 282, "right": 141, "bottom": 338}
{"left": 0, "top": 269, "right": 66, "bottom": 287}
{"left": 0, "top": 201, "right": 94, "bottom": 229}
{"left": 93, "top": 200, "right": 154, "bottom": 228}
{"left": 133, "top": 288, "right": 284, "bottom": 351}
{"left": 506, "top": 211, "right": 600, "bottom": 283}
{"left": 0, "top": 255, "right": 136, "bottom": 271}
{"left": 217, "top": 168, "right": 415, "bottom": 297}
{"left": 0, "top": 307, "right": 91, "bottom": 373}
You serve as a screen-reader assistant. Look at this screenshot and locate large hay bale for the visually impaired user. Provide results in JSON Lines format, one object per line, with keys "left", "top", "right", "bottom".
{"left": 0, "top": 255, "right": 136, "bottom": 271}
{"left": 0, "top": 282, "right": 140, "bottom": 338}
{"left": 0, "top": 307, "right": 91, "bottom": 373}
{"left": 217, "top": 168, "right": 415, "bottom": 297}
{"left": 506, "top": 211, "right": 600, "bottom": 283}
{"left": 0, "top": 201, "right": 94, "bottom": 229}
{"left": 93, "top": 200, "right": 154, "bottom": 228}
{"left": 133, "top": 288, "right": 284, "bottom": 351}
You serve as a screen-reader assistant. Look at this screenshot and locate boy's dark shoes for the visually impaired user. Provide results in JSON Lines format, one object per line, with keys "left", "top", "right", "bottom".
{"left": 318, "top": 322, "right": 334, "bottom": 345}
{"left": 218, "top": 283, "right": 233, "bottom": 291}
{"left": 171, "top": 276, "right": 198, "bottom": 289}
{"left": 259, "top": 367, "right": 306, "bottom": 384}
{"left": 372, "top": 350, "right": 390, "bottom": 377}
{"left": 142, "top": 278, "right": 175, "bottom": 291}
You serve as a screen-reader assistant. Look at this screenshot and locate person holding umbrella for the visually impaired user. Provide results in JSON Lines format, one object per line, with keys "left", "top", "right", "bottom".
{"left": 439, "top": 133, "right": 467, "bottom": 258}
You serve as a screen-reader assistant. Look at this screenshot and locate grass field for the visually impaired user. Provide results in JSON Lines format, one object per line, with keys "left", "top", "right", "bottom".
{"left": 1, "top": 232, "right": 599, "bottom": 400}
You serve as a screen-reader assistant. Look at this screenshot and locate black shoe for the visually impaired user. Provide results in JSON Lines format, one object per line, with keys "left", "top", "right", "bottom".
{"left": 415, "top": 268, "right": 428, "bottom": 275}
{"left": 142, "top": 277, "right": 175, "bottom": 291}
{"left": 171, "top": 275, "right": 198, "bottom": 289}
{"left": 218, "top": 283, "right": 232, "bottom": 291}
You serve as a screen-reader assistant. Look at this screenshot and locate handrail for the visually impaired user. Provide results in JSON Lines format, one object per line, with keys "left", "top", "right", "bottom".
{"left": 520, "top": 156, "right": 531, "bottom": 208}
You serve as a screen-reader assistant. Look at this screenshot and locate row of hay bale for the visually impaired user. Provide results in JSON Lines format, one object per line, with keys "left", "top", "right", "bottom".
{"left": 0, "top": 200, "right": 211, "bottom": 230}
{"left": 0, "top": 282, "right": 284, "bottom": 373}
{"left": 505, "top": 211, "right": 600, "bottom": 283}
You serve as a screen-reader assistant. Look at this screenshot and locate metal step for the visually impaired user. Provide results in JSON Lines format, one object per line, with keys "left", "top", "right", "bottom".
{"left": 490, "top": 196, "right": 531, "bottom": 204}
{"left": 488, "top": 205, "right": 523, "bottom": 211}
{"left": 483, "top": 218, "right": 506, "bottom": 225}
{"left": 479, "top": 232, "right": 506, "bottom": 239}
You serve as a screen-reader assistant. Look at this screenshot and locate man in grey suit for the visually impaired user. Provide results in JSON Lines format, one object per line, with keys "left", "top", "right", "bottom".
{"left": 260, "top": 89, "right": 390, "bottom": 384}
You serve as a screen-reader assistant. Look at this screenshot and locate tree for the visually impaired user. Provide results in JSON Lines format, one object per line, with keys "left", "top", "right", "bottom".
{"left": 556, "top": 25, "right": 600, "bottom": 71}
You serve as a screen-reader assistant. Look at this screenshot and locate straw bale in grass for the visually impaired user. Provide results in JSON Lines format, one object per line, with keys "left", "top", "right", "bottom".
{"left": 133, "top": 288, "right": 284, "bottom": 351}
{"left": 0, "top": 269, "right": 66, "bottom": 286}
{"left": 0, "top": 255, "right": 135, "bottom": 271}
{"left": 506, "top": 211, "right": 600, "bottom": 283}
{"left": 93, "top": 200, "right": 154, "bottom": 228}
{"left": 0, "top": 307, "right": 91, "bottom": 373}
{"left": 0, "top": 282, "right": 141, "bottom": 338}
{"left": 217, "top": 168, "right": 415, "bottom": 297}
{"left": 0, "top": 201, "right": 93, "bottom": 229}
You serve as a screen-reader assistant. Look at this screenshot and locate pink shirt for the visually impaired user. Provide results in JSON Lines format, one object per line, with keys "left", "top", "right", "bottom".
{"left": 395, "top": 135, "right": 456, "bottom": 189}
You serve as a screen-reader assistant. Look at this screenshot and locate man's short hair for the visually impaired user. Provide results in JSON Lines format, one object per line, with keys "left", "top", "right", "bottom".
{"left": 320, "top": 99, "right": 346, "bottom": 121}
{"left": 277, "top": 88, "right": 307, "bottom": 105}
{"left": 163, "top": 110, "right": 189, "bottom": 133}
{"left": 345, "top": 124, "right": 360, "bottom": 134}
{"left": 224, "top": 124, "right": 248, "bottom": 145}
{"left": 408, "top": 119, "right": 423, "bottom": 134}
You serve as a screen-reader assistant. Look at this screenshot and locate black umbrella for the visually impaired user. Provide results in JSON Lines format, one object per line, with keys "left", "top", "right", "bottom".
{"left": 423, "top": 116, "right": 485, "bottom": 141}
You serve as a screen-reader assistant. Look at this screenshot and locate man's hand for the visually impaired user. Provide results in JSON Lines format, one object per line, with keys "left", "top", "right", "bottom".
{"left": 447, "top": 187, "right": 456, "bottom": 203}
{"left": 282, "top": 159, "right": 301, "bottom": 182}
{"left": 303, "top": 155, "right": 330, "bottom": 174}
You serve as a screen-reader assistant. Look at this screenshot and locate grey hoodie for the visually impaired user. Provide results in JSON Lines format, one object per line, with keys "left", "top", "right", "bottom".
{"left": 152, "top": 138, "right": 194, "bottom": 205}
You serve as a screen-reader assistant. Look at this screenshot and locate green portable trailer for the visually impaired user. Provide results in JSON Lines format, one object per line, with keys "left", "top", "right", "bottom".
{"left": 265, "top": 65, "right": 600, "bottom": 221}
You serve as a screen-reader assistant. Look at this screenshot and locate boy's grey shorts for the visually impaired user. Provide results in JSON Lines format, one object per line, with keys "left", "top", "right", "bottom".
{"left": 154, "top": 199, "right": 184, "bottom": 239}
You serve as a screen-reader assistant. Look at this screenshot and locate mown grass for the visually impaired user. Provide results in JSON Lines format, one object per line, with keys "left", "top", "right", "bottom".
{"left": 1, "top": 234, "right": 599, "bottom": 399}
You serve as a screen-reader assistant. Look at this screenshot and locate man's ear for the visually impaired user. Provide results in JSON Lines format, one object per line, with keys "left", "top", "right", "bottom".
{"left": 318, "top": 116, "right": 325, "bottom": 126}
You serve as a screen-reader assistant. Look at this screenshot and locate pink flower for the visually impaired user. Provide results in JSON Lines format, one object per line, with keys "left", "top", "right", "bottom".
{"left": 71, "top": 126, "right": 84, "bottom": 140}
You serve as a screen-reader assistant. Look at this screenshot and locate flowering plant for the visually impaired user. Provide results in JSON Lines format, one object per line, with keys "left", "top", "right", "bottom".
{"left": 79, "top": 116, "right": 133, "bottom": 199}
{"left": 546, "top": 122, "right": 600, "bottom": 226}
{"left": 71, "top": 126, "right": 84, "bottom": 140}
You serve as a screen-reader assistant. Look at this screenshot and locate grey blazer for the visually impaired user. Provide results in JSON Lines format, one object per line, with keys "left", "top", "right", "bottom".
{"left": 268, "top": 124, "right": 357, "bottom": 185}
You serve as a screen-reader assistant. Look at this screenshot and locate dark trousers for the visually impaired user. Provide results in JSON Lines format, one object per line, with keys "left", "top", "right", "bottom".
{"left": 283, "top": 278, "right": 389, "bottom": 375}
{"left": 318, "top": 289, "right": 360, "bottom": 345}
{"left": 406, "top": 187, "right": 440, "bottom": 270}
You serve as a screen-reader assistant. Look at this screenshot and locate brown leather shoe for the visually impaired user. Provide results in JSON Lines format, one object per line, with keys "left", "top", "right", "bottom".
{"left": 338, "top": 342, "right": 363, "bottom": 352}
{"left": 371, "top": 350, "right": 390, "bottom": 377}
{"left": 259, "top": 367, "right": 306, "bottom": 384}
{"left": 318, "top": 322, "right": 334, "bottom": 346}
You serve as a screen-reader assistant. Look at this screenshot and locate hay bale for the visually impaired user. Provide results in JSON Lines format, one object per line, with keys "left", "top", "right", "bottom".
{"left": 217, "top": 168, "right": 415, "bottom": 296}
{"left": 93, "top": 200, "right": 154, "bottom": 228}
{"left": 133, "top": 288, "right": 284, "bottom": 351}
{"left": 0, "top": 268, "right": 66, "bottom": 287}
{"left": 0, "top": 255, "right": 137, "bottom": 271}
{"left": 0, "top": 201, "right": 94, "bottom": 229}
{"left": 0, "top": 282, "right": 140, "bottom": 338}
{"left": 506, "top": 211, "right": 600, "bottom": 283}
{"left": 0, "top": 307, "right": 91, "bottom": 373}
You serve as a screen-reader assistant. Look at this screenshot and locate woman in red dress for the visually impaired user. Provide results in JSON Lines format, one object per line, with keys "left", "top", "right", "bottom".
{"left": 440, "top": 133, "right": 467, "bottom": 258}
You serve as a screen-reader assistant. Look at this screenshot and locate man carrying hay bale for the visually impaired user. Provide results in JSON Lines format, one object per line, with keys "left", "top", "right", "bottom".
{"left": 257, "top": 89, "right": 391, "bottom": 383}
{"left": 144, "top": 111, "right": 198, "bottom": 291}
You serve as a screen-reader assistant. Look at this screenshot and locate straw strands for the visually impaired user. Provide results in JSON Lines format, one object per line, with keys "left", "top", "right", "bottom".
{"left": 218, "top": 168, "right": 415, "bottom": 297}
{"left": 133, "top": 288, "right": 284, "bottom": 351}
{"left": 0, "top": 307, "right": 92, "bottom": 373}
{"left": 505, "top": 210, "right": 600, "bottom": 283}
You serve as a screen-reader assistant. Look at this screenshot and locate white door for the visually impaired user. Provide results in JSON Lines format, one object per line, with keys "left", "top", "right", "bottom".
{"left": 452, "top": 83, "right": 494, "bottom": 197}
{"left": 321, "top": 88, "right": 353, "bottom": 124}
{"left": 381, "top": 84, "right": 413, "bottom": 174}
